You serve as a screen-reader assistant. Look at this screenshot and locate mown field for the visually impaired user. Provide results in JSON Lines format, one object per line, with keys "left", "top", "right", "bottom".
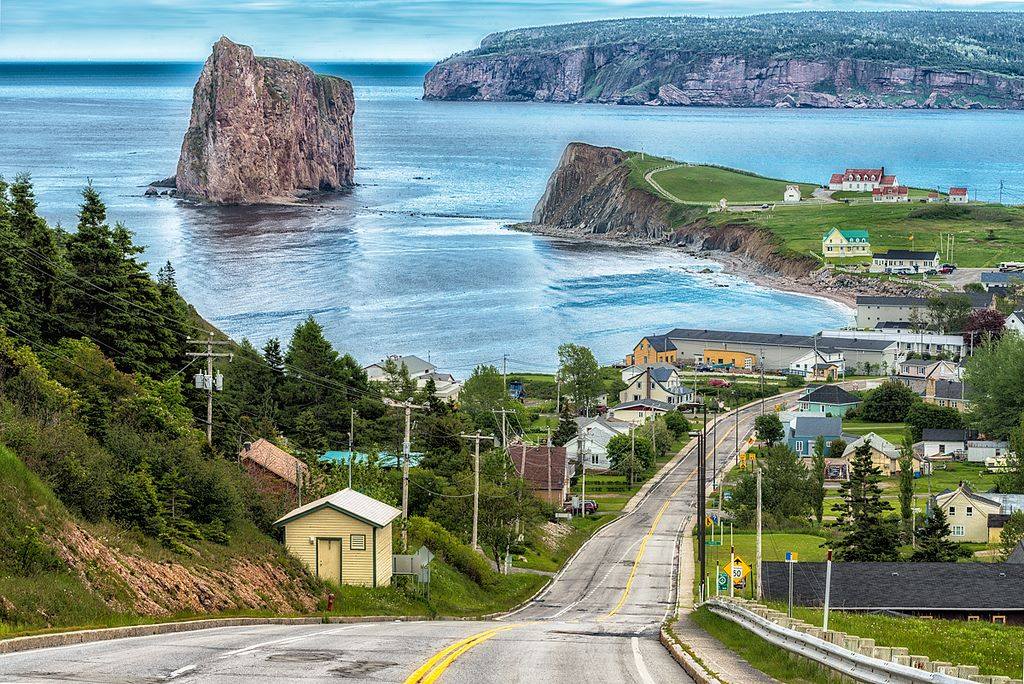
{"left": 625, "top": 151, "right": 1024, "bottom": 268}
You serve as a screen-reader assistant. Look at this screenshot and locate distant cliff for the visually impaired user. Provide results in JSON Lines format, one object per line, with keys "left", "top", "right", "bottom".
{"left": 528, "top": 143, "right": 816, "bottom": 279}
{"left": 425, "top": 12, "right": 1024, "bottom": 109}
{"left": 174, "top": 37, "right": 355, "bottom": 204}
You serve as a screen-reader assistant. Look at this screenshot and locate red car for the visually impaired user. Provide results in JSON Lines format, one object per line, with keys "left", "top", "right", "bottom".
{"left": 938, "top": 264, "right": 956, "bottom": 274}
{"left": 708, "top": 378, "right": 731, "bottom": 388}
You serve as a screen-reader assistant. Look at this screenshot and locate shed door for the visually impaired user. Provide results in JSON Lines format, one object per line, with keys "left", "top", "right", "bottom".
{"left": 316, "top": 538, "right": 342, "bottom": 583}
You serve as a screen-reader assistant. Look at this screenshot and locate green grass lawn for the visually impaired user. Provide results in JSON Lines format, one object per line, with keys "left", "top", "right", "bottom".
{"left": 689, "top": 607, "right": 833, "bottom": 684}
{"left": 627, "top": 154, "right": 818, "bottom": 205}
{"left": 624, "top": 149, "right": 1024, "bottom": 268}
{"left": 695, "top": 531, "right": 828, "bottom": 598}
{"left": 782, "top": 606, "right": 1024, "bottom": 679}
{"left": 918, "top": 461, "right": 1000, "bottom": 495}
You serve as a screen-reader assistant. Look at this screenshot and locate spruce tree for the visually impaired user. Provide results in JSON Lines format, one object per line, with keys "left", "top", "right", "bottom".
{"left": 830, "top": 439, "right": 901, "bottom": 561}
{"left": 811, "top": 435, "right": 827, "bottom": 524}
{"left": 898, "top": 434, "right": 916, "bottom": 543}
{"left": 911, "top": 506, "right": 964, "bottom": 562}
{"left": 9, "top": 174, "right": 63, "bottom": 343}
{"left": 553, "top": 400, "right": 578, "bottom": 446}
{"left": 0, "top": 178, "right": 33, "bottom": 338}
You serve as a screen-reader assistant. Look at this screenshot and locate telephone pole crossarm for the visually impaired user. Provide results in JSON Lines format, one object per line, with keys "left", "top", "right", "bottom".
{"left": 384, "top": 397, "right": 427, "bottom": 551}
{"left": 186, "top": 334, "right": 233, "bottom": 446}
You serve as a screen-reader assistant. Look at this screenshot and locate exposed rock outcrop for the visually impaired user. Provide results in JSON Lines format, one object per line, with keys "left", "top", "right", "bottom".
{"left": 425, "top": 13, "right": 1024, "bottom": 109}
{"left": 174, "top": 37, "right": 355, "bottom": 204}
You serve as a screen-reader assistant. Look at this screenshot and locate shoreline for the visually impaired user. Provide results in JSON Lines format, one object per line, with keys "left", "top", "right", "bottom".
{"left": 510, "top": 222, "right": 857, "bottom": 315}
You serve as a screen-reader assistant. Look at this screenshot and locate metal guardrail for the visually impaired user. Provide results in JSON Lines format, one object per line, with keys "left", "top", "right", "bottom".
{"left": 704, "top": 599, "right": 971, "bottom": 684}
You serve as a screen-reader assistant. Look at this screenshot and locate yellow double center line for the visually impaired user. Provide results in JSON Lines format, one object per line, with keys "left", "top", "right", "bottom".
{"left": 404, "top": 624, "right": 521, "bottom": 684}
{"left": 599, "top": 416, "right": 740, "bottom": 621}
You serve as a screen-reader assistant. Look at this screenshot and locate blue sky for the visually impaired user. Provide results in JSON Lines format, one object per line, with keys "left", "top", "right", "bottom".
{"left": 2, "top": 0, "right": 1024, "bottom": 61}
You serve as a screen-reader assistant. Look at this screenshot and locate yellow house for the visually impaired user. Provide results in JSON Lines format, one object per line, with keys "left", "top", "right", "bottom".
{"left": 822, "top": 228, "right": 872, "bottom": 258}
{"left": 625, "top": 335, "right": 677, "bottom": 366}
{"left": 934, "top": 485, "right": 1002, "bottom": 544}
{"left": 702, "top": 348, "right": 756, "bottom": 369}
{"left": 275, "top": 488, "right": 400, "bottom": 587}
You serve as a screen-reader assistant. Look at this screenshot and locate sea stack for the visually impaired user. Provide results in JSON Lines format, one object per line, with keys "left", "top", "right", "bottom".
{"left": 174, "top": 37, "right": 355, "bottom": 204}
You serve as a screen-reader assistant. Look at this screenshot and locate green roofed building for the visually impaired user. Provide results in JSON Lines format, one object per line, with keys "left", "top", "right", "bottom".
{"left": 822, "top": 227, "right": 872, "bottom": 258}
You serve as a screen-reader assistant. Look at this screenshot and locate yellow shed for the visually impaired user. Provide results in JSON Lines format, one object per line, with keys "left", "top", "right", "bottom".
{"left": 703, "top": 348, "right": 757, "bottom": 369}
{"left": 275, "top": 488, "right": 401, "bottom": 587}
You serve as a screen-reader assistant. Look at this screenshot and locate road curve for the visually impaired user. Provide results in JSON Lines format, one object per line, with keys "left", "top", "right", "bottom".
{"left": 0, "top": 400, "right": 777, "bottom": 683}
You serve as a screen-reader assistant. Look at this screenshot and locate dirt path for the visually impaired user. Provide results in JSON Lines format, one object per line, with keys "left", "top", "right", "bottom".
{"left": 644, "top": 164, "right": 686, "bottom": 203}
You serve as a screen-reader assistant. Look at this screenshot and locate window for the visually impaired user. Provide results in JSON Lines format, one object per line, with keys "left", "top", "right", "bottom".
{"left": 350, "top": 534, "right": 366, "bottom": 551}
{"left": 993, "top": 615, "right": 1007, "bottom": 624}
{"left": 952, "top": 525, "right": 965, "bottom": 537}
{"left": 948, "top": 506, "right": 956, "bottom": 516}
{"left": 795, "top": 441, "right": 804, "bottom": 454}
{"left": 966, "top": 506, "right": 973, "bottom": 517}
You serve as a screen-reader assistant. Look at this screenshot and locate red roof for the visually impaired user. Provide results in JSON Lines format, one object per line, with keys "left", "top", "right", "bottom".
{"left": 843, "top": 167, "right": 884, "bottom": 182}
{"left": 880, "top": 175, "right": 897, "bottom": 186}
{"left": 829, "top": 173, "right": 844, "bottom": 184}
{"left": 950, "top": 187, "right": 968, "bottom": 196}
{"left": 240, "top": 438, "right": 309, "bottom": 487}
{"left": 510, "top": 444, "right": 567, "bottom": 493}
{"left": 873, "top": 186, "right": 908, "bottom": 196}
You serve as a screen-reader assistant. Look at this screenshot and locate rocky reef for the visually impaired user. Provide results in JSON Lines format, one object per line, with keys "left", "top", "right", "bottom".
{"left": 172, "top": 37, "right": 355, "bottom": 204}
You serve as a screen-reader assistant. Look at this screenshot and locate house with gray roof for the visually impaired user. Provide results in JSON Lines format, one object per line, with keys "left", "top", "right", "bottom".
{"left": 855, "top": 292, "right": 994, "bottom": 329}
{"left": 786, "top": 415, "right": 843, "bottom": 457}
{"left": 762, "top": 561, "right": 1024, "bottom": 623}
{"left": 564, "top": 415, "right": 632, "bottom": 471}
{"left": 797, "top": 384, "right": 861, "bottom": 416}
{"left": 619, "top": 366, "right": 695, "bottom": 407}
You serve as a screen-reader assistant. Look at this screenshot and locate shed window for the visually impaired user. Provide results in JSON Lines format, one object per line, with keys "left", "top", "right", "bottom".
{"left": 948, "top": 506, "right": 956, "bottom": 516}
{"left": 966, "top": 506, "right": 973, "bottom": 517}
{"left": 952, "top": 525, "right": 965, "bottom": 537}
{"left": 350, "top": 534, "right": 366, "bottom": 551}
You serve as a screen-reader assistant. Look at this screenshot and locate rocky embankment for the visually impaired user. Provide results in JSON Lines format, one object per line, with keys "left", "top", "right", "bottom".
{"left": 167, "top": 37, "right": 355, "bottom": 204}
{"left": 523, "top": 142, "right": 919, "bottom": 306}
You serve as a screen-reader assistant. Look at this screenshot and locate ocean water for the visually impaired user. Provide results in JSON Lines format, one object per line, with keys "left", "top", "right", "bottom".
{"left": 6, "top": 62, "right": 1022, "bottom": 371}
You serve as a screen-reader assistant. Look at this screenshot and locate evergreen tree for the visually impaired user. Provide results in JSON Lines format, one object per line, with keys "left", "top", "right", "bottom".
{"left": 277, "top": 316, "right": 367, "bottom": 447}
{"left": 263, "top": 337, "right": 284, "bottom": 373}
{"left": 64, "top": 184, "right": 186, "bottom": 375}
{"left": 0, "top": 177, "right": 33, "bottom": 338}
{"left": 910, "top": 507, "right": 964, "bottom": 562}
{"left": 830, "top": 439, "right": 901, "bottom": 561}
{"left": 898, "top": 433, "right": 916, "bottom": 542}
{"left": 9, "top": 174, "right": 63, "bottom": 343}
{"left": 811, "top": 435, "right": 827, "bottom": 524}
{"left": 156, "top": 260, "right": 177, "bottom": 289}
{"left": 219, "top": 339, "right": 280, "bottom": 452}
{"left": 552, "top": 400, "right": 578, "bottom": 446}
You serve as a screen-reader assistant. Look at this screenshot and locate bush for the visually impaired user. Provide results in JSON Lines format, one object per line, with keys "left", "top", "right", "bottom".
{"left": 785, "top": 375, "right": 806, "bottom": 388}
{"left": 407, "top": 516, "right": 499, "bottom": 588}
{"left": 664, "top": 411, "right": 691, "bottom": 439}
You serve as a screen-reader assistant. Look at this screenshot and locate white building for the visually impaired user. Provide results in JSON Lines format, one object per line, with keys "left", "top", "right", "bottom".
{"left": 872, "top": 185, "right": 909, "bottom": 203}
{"left": 364, "top": 355, "right": 461, "bottom": 401}
{"left": 869, "top": 250, "right": 940, "bottom": 274}
{"left": 967, "top": 440, "right": 1011, "bottom": 464}
{"left": 564, "top": 416, "right": 632, "bottom": 471}
{"left": 828, "top": 167, "right": 898, "bottom": 192}
{"left": 821, "top": 328, "right": 965, "bottom": 363}
{"left": 788, "top": 348, "right": 845, "bottom": 379}
{"left": 1007, "top": 310, "right": 1024, "bottom": 334}
{"left": 784, "top": 185, "right": 801, "bottom": 203}
{"left": 916, "top": 428, "right": 968, "bottom": 459}
{"left": 949, "top": 187, "right": 969, "bottom": 204}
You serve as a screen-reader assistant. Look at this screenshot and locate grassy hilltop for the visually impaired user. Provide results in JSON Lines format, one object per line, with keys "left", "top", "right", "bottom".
{"left": 626, "top": 153, "right": 1024, "bottom": 268}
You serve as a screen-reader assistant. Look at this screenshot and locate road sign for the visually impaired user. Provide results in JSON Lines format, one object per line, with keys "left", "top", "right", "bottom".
{"left": 705, "top": 540, "right": 722, "bottom": 546}
{"left": 731, "top": 556, "right": 751, "bottom": 582}
{"left": 785, "top": 551, "right": 799, "bottom": 563}
{"left": 710, "top": 513, "right": 719, "bottom": 524}
{"left": 717, "top": 572, "right": 730, "bottom": 591}
{"left": 723, "top": 491, "right": 733, "bottom": 502}
{"left": 705, "top": 515, "right": 714, "bottom": 527}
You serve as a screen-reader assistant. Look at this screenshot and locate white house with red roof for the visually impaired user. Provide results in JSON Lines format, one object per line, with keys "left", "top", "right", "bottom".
{"left": 828, "top": 167, "right": 899, "bottom": 192}
{"left": 872, "top": 185, "right": 909, "bottom": 203}
{"left": 949, "top": 187, "right": 969, "bottom": 204}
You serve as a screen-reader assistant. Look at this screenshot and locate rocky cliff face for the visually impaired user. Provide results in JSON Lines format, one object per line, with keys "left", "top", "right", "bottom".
{"left": 174, "top": 37, "right": 355, "bottom": 204}
{"left": 426, "top": 49, "right": 1024, "bottom": 110}
{"left": 529, "top": 143, "right": 816, "bottom": 279}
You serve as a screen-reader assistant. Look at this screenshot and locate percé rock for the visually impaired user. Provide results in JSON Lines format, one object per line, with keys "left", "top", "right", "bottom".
{"left": 424, "top": 13, "right": 1024, "bottom": 110}
{"left": 174, "top": 37, "right": 355, "bottom": 204}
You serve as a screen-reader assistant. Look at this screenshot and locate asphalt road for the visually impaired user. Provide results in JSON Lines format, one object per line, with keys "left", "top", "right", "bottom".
{"left": 0, "top": 401, "right": 775, "bottom": 683}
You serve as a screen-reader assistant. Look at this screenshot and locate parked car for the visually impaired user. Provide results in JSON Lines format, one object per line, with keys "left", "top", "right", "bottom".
{"left": 938, "top": 264, "right": 956, "bottom": 274}
{"left": 564, "top": 500, "right": 598, "bottom": 515}
{"left": 924, "top": 268, "right": 938, "bottom": 275}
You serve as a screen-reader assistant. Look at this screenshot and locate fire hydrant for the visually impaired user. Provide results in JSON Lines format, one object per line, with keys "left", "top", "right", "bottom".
{"left": 327, "top": 593, "right": 335, "bottom": 611}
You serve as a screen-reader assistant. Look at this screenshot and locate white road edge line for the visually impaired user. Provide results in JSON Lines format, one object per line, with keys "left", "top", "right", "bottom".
{"left": 167, "top": 664, "right": 196, "bottom": 679}
{"left": 631, "top": 636, "right": 657, "bottom": 684}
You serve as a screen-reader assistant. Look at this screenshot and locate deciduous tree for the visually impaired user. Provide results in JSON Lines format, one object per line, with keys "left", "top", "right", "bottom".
{"left": 754, "top": 414, "right": 784, "bottom": 446}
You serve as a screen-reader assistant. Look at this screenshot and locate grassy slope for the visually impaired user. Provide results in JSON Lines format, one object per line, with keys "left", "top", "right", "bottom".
{"left": 0, "top": 446, "right": 546, "bottom": 638}
{"left": 625, "top": 152, "right": 1024, "bottom": 267}
{"left": 785, "top": 606, "right": 1024, "bottom": 679}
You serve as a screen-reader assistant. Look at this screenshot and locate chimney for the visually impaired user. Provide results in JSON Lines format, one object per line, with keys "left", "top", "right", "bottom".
{"left": 243, "top": 441, "right": 252, "bottom": 452}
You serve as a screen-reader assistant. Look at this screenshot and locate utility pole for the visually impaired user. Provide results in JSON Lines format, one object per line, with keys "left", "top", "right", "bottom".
{"left": 695, "top": 404, "right": 708, "bottom": 603}
{"left": 756, "top": 466, "right": 763, "bottom": 600}
{"left": 581, "top": 428, "right": 590, "bottom": 517}
{"left": 630, "top": 424, "right": 636, "bottom": 487}
{"left": 734, "top": 388, "right": 739, "bottom": 465}
{"left": 461, "top": 431, "right": 494, "bottom": 552}
{"left": 347, "top": 408, "right": 356, "bottom": 489}
{"left": 501, "top": 354, "right": 508, "bottom": 446}
{"left": 384, "top": 397, "right": 425, "bottom": 550}
{"left": 758, "top": 351, "right": 765, "bottom": 416}
{"left": 1000, "top": 179, "right": 1004, "bottom": 205}
{"left": 186, "top": 332, "right": 232, "bottom": 445}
